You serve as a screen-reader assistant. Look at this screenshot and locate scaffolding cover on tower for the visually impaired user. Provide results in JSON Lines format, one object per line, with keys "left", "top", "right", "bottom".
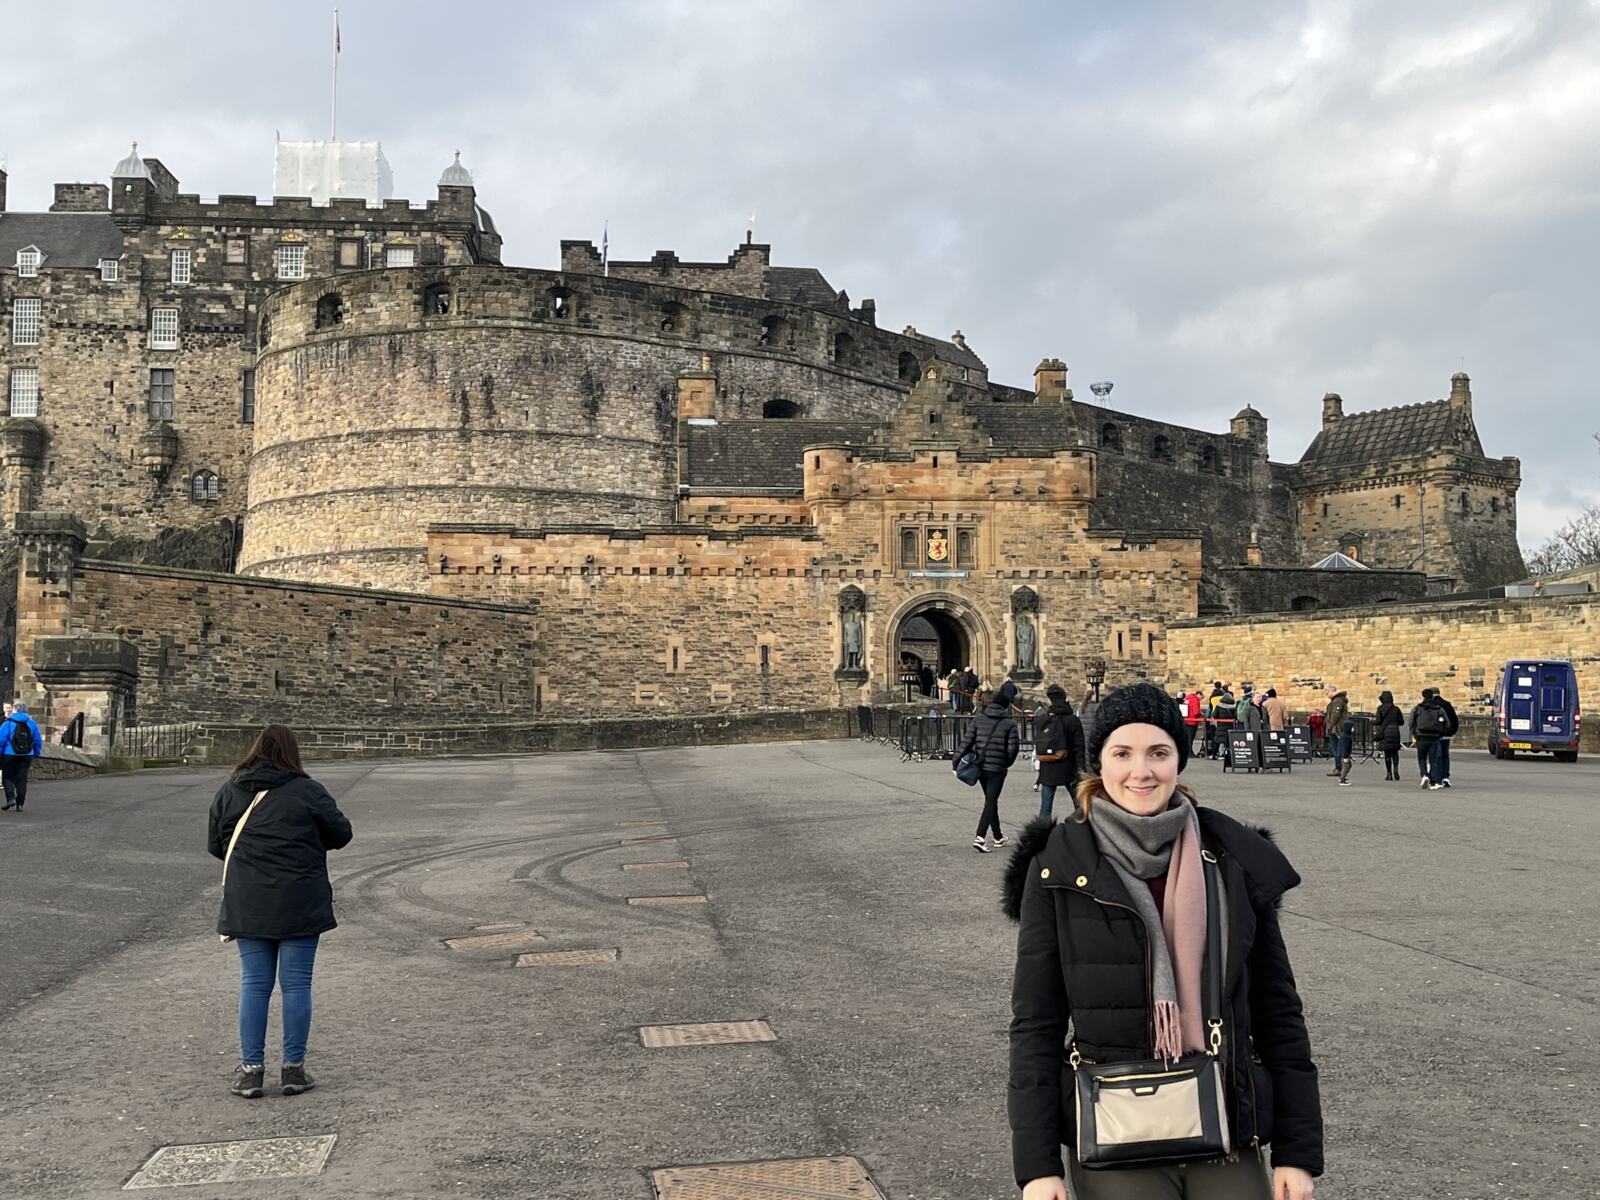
{"left": 272, "top": 140, "right": 394, "bottom": 206}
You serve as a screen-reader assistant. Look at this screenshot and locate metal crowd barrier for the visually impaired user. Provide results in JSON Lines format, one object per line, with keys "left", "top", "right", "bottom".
{"left": 899, "top": 713, "right": 974, "bottom": 761}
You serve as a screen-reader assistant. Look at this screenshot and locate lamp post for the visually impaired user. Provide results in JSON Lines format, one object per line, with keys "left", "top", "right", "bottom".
{"left": 1085, "top": 657, "right": 1106, "bottom": 702}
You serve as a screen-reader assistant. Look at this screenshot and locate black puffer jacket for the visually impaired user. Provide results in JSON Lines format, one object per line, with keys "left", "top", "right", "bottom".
{"left": 1374, "top": 701, "right": 1405, "bottom": 750}
{"left": 956, "top": 701, "right": 1021, "bottom": 774}
{"left": 1002, "top": 808, "right": 1323, "bottom": 1185}
{"left": 207, "top": 767, "right": 354, "bottom": 940}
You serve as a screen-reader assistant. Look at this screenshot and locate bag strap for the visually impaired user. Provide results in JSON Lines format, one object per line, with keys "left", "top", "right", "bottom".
{"left": 1201, "top": 848, "right": 1224, "bottom": 1056}
{"left": 221, "top": 790, "right": 270, "bottom": 890}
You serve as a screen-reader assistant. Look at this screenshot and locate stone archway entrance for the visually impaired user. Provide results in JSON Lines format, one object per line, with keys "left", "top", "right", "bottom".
{"left": 885, "top": 593, "right": 991, "bottom": 700}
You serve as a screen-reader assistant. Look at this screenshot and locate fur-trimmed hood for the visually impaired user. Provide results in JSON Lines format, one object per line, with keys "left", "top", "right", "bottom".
{"left": 1001, "top": 807, "right": 1295, "bottom": 922}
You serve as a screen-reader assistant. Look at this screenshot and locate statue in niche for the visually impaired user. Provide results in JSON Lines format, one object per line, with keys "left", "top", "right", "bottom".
{"left": 1010, "top": 585, "right": 1042, "bottom": 680}
{"left": 1014, "top": 613, "right": 1037, "bottom": 671}
{"left": 838, "top": 586, "right": 867, "bottom": 671}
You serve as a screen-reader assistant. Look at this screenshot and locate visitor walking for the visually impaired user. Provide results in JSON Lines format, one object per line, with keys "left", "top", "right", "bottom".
{"left": 1324, "top": 686, "right": 1350, "bottom": 782}
{"left": 208, "top": 724, "right": 354, "bottom": 1099}
{"left": 0, "top": 702, "right": 43, "bottom": 813}
{"left": 1434, "top": 689, "right": 1459, "bottom": 787}
{"left": 1203, "top": 682, "right": 1224, "bottom": 759}
{"left": 1004, "top": 682, "right": 1323, "bottom": 1200}
{"left": 946, "top": 668, "right": 963, "bottom": 711}
{"left": 963, "top": 666, "right": 980, "bottom": 714}
{"left": 1409, "top": 689, "right": 1450, "bottom": 789}
{"left": 1030, "top": 700, "right": 1049, "bottom": 791}
{"left": 1263, "top": 687, "right": 1290, "bottom": 731}
{"left": 1374, "top": 690, "right": 1404, "bottom": 780}
{"left": 1033, "top": 685, "right": 1085, "bottom": 821}
{"left": 954, "top": 681, "right": 1021, "bottom": 853}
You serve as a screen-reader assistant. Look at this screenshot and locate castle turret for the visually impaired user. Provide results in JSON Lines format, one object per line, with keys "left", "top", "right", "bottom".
{"left": 110, "top": 141, "right": 155, "bottom": 230}
{"left": 1449, "top": 371, "right": 1472, "bottom": 415}
{"left": 1230, "top": 405, "right": 1268, "bottom": 458}
{"left": 1321, "top": 391, "right": 1343, "bottom": 428}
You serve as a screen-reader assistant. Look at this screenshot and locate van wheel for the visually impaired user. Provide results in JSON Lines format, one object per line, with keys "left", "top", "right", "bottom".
{"left": 1500, "top": 746, "right": 1514, "bottom": 760}
{"left": 1556, "top": 751, "right": 1579, "bottom": 763}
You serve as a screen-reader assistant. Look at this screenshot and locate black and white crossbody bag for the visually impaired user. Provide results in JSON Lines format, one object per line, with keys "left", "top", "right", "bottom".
{"left": 1071, "top": 850, "right": 1232, "bottom": 1168}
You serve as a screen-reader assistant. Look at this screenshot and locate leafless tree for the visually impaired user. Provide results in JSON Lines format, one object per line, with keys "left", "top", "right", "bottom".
{"left": 1523, "top": 433, "right": 1600, "bottom": 575}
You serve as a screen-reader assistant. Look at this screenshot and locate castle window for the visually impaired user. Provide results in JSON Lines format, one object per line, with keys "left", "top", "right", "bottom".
{"left": 1291, "top": 595, "right": 1321, "bottom": 611}
{"left": 547, "top": 287, "right": 572, "bottom": 319}
{"left": 189, "top": 470, "right": 220, "bottom": 503}
{"left": 1152, "top": 434, "right": 1172, "bottom": 461}
{"left": 1321, "top": 502, "right": 1329, "bottom": 517}
{"left": 898, "top": 351, "right": 919, "bottom": 381}
{"left": 1460, "top": 492, "right": 1469, "bottom": 515}
{"left": 385, "top": 245, "right": 416, "bottom": 268}
{"left": 241, "top": 369, "right": 255, "bottom": 424}
{"left": 147, "top": 369, "right": 175, "bottom": 421}
{"left": 763, "top": 398, "right": 801, "bottom": 418}
{"left": 1491, "top": 496, "right": 1500, "bottom": 515}
{"left": 314, "top": 293, "right": 344, "bottom": 328}
{"left": 660, "top": 301, "right": 686, "bottom": 334}
{"left": 169, "top": 249, "right": 191, "bottom": 285}
{"left": 420, "top": 242, "right": 444, "bottom": 266}
{"left": 11, "top": 298, "right": 41, "bottom": 345}
{"left": 1100, "top": 422, "right": 1122, "bottom": 452}
{"left": 258, "top": 313, "right": 272, "bottom": 349}
{"left": 834, "top": 331, "right": 854, "bottom": 365}
{"left": 1394, "top": 494, "right": 1403, "bottom": 508}
{"left": 226, "top": 237, "right": 248, "bottom": 265}
{"left": 956, "top": 529, "right": 974, "bottom": 569}
{"left": 759, "top": 314, "right": 788, "bottom": 347}
{"left": 149, "top": 307, "right": 179, "bottom": 350}
{"left": 15, "top": 248, "right": 40, "bottom": 277}
{"left": 337, "top": 239, "right": 363, "bottom": 269}
{"left": 900, "top": 528, "right": 918, "bottom": 569}
{"left": 99, "top": 258, "right": 121, "bottom": 282}
{"left": 9, "top": 367, "right": 40, "bottom": 418}
{"left": 274, "top": 244, "right": 306, "bottom": 280}
{"left": 423, "top": 283, "right": 450, "bottom": 316}
{"left": 928, "top": 410, "right": 941, "bottom": 427}
{"left": 760, "top": 644, "right": 771, "bottom": 674}
{"left": 1201, "top": 445, "right": 1218, "bottom": 473}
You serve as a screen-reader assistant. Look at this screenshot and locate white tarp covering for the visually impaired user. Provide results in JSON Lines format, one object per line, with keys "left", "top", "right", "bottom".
{"left": 272, "top": 140, "right": 394, "bottom": 206}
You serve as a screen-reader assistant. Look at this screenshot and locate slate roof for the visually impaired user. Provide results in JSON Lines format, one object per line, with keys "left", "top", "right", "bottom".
{"left": 686, "top": 419, "right": 879, "bottom": 489}
{"left": 1298, "top": 400, "right": 1482, "bottom": 466}
{"left": 913, "top": 332, "right": 987, "bottom": 373}
{"left": 0, "top": 212, "right": 124, "bottom": 269}
{"left": 765, "top": 266, "right": 838, "bottom": 308}
{"left": 968, "top": 404, "right": 1079, "bottom": 448}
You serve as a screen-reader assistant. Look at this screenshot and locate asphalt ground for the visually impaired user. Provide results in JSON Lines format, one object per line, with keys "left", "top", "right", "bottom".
{"left": 0, "top": 740, "right": 1595, "bottom": 1199}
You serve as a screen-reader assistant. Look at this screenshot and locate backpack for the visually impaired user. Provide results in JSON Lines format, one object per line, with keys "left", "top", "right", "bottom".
{"left": 1235, "top": 697, "right": 1253, "bottom": 725}
{"left": 4, "top": 717, "right": 32, "bottom": 756}
{"left": 1415, "top": 705, "right": 1450, "bottom": 737}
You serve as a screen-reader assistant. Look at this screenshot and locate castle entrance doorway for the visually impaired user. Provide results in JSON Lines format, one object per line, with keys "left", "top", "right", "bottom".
{"left": 895, "top": 609, "right": 969, "bottom": 694}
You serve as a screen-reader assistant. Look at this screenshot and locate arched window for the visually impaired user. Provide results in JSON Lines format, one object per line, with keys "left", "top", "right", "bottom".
{"left": 834, "top": 331, "right": 854, "bottom": 365}
{"left": 258, "top": 313, "right": 272, "bottom": 348}
{"left": 547, "top": 287, "right": 572, "bottom": 319}
{"left": 314, "top": 293, "right": 344, "bottom": 329}
{"left": 1490, "top": 496, "right": 1500, "bottom": 515}
{"left": 1152, "top": 434, "right": 1172, "bottom": 461}
{"left": 898, "top": 351, "right": 920, "bottom": 381}
{"left": 763, "top": 398, "right": 802, "bottom": 418}
{"left": 659, "top": 301, "right": 687, "bottom": 335}
{"left": 189, "top": 470, "right": 219, "bottom": 503}
{"left": 1100, "top": 422, "right": 1122, "bottom": 452}
{"left": 1201, "top": 445, "right": 1218, "bottom": 473}
{"left": 422, "top": 283, "right": 450, "bottom": 316}
{"left": 759, "top": 315, "right": 788, "bottom": 347}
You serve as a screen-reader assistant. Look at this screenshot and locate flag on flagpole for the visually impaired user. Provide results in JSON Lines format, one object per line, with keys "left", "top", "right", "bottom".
{"left": 335, "top": 10, "right": 341, "bottom": 53}
{"left": 602, "top": 222, "right": 609, "bottom": 276}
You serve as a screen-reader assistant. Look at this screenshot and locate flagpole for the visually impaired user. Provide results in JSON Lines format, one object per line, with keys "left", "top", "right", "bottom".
{"left": 331, "top": 9, "right": 339, "bottom": 140}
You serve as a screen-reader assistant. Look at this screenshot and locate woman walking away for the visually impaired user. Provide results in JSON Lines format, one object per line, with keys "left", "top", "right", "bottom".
{"left": 1374, "top": 691, "right": 1404, "bottom": 781}
{"left": 208, "top": 725, "right": 353, "bottom": 1099}
{"left": 1034, "top": 685, "right": 1085, "bottom": 822}
{"left": 954, "top": 680, "right": 1021, "bottom": 852}
{"left": 1004, "top": 682, "right": 1323, "bottom": 1200}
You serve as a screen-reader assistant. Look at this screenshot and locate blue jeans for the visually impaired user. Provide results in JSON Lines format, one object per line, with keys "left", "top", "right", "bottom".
{"left": 236, "top": 935, "right": 319, "bottom": 1066}
{"left": 1438, "top": 738, "right": 1452, "bottom": 780}
{"left": 1039, "top": 783, "right": 1058, "bottom": 820}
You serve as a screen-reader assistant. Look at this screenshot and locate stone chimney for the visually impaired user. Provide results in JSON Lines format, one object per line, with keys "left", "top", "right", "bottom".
{"left": 1033, "top": 358, "right": 1071, "bottom": 403}
{"left": 1449, "top": 371, "right": 1472, "bottom": 414}
{"left": 951, "top": 330, "right": 967, "bottom": 350}
{"left": 1321, "top": 392, "right": 1344, "bottom": 428}
{"left": 141, "top": 158, "right": 180, "bottom": 200}
{"left": 50, "top": 183, "right": 110, "bottom": 212}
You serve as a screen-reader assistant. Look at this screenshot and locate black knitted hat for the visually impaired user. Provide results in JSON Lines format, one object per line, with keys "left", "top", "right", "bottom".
{"left": 1087, "top": 682, "right": 1190, "bottom": 774}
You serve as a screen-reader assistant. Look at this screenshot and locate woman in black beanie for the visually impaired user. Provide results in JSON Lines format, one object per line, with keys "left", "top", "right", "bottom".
{"left": 954, "top": 679, "right": 1022, "bottom": 852}
{"left": 1003, "top": 682, "right": 1323, "bottom": 1200}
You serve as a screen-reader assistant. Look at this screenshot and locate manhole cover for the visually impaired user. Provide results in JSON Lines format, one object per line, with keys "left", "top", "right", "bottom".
{"left": 125, "top": 1135, "right": 337, "bottom": 1189}
{"left": 627, "top": 895, "right": 708, "bottom": 906}
{"left": 515, "top": 948, "right": 619, "bottom": 967}
{"left": 650, "top": 1156, "right": 884, "bottom": 1199}
{"left": 444, "top": 930, "right": 546, "bottom": 952}
{"left": 621, "top": 835, "right": 675, "bottom": 845}
{"left": 640, "top": 1020, "right": 776, "bottom": 1048}
{"left": 622, "top": 861, "right": 691, "bottom": 871}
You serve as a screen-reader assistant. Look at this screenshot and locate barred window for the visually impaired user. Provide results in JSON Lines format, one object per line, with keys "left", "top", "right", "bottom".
{"left": 12, "top": 298, "right": 41, "bottom": 345}
{"left": 274, "top": 244, "right": 306, "bottom": 280}
{"left": 100, "top": 258, "right": 121, "bottom": 282}
{"left": 170, "top": 249, "right": 192, "bottom": 284}
{"left": 190, "top": 470, "right": 219, "bottom": 502}
{"left": 9, "top": 367, "right": 40, "bottom": 418}
{"left": 149, "top": 307, "right": 179, "bottom": 349}
{"left": 385, "top": 245, "right": 416, "bottom": 268}
{"left": 241, "top": 369, "right": 256, "bottom": 423}
{"left": 16, "top": 248, "right": 41, "bottom": 277}
{"left": 148, "top": 369, "right": 175, "bottom": 421}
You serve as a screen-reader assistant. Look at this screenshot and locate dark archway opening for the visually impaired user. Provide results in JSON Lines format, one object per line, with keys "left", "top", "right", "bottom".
{"left": 897, "top": 609, "right": 969, "bottom": 693}
{"left": 763, "top": 398, "right": 802, "bottom": 418}
{"left": 1290, "top": 595, "right": 1321, "bottom": 611}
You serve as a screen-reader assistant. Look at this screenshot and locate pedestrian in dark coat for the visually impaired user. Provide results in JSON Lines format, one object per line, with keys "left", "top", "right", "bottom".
{"left": 954, "top": 680, "right": 1021, "bottom": 853}
{"left": 1374, "top": 691, "right": 1404, "bottom": 780}
{"left": 1409, "top": 689, "right": 1449, "bottom": 788}
{"left": 1003, "top": 682, "right": 1322, "bottom": 1200}
{"left": 1033, "top": 685, "right": 1085, "bottom": 822}
{"left": 1435, "top": 692, "right": 1459, "bottom": 786}
{"left": 207, "top": 724, "right": 353, "bottom": 1100}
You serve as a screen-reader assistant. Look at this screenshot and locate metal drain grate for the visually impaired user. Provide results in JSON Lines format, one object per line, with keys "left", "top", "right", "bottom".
{"left": 650, "top": 1155, "right": 885, "bottom": 1199}
{"left": 514, "top": 948, "right": 619, "bottom": 967}
{"left": 125, "top": 1135, "right": 337, "bottom": 1189}
{"left": 627, "top": 895, "right": 708, "bottom": 906}
{"left": 444, "top": 930, "right": 546, "bottom": 951}
{"left": 622, "top": 860, "right": 691, "bottom": 871}
{"left": 639, "top": 1020, "right": 776, "bottom": 1048}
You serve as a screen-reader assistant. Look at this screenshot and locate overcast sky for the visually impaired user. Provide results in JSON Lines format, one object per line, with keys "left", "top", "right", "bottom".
{"left": 4, "top": 0, "right": 1596, "bottom": 545}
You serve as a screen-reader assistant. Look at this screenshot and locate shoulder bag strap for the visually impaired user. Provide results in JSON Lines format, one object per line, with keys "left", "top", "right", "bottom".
{"left": 1201, "top": 849, "right": 1224, "bottom": 1055}
{"left": 221, "top": 790, "right": 270, "bottom": 890}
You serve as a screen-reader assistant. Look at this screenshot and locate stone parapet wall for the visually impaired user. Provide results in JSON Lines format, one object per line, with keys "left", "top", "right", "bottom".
{"left": 1166, "top": 594, "right": 1598, "bottom": 744}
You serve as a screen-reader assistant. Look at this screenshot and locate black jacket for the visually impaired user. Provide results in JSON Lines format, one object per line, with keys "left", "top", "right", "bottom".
{"left": 1374, "top": 702, "right": 1404, "bottom": 749}
{"left": 1036, "top": 707, "right": 1085, "bottom": 790}
{"left": 1437, "top": 697, "right": 1459, "bottom": 737}
{"left": 208, "top": 767, "right": 354, "bottom": 940}
{"left": 956, "top": 702, "right": 1021, "bottom": 774}
{"left": 1003, "top": 809, "right": 1323, "bottom": 1184}
{"left": 1410, "top": 699, "right": 1448, "bottom": 743}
